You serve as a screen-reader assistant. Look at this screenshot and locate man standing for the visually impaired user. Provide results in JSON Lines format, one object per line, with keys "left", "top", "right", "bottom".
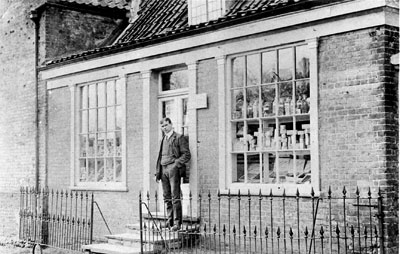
{"left": 155, "top": 117, "right": 191, "bottom": 231}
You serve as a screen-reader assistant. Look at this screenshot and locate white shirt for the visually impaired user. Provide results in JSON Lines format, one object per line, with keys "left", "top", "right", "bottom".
{"left": 165, "top": 130, "right": 173, "bottom": 140}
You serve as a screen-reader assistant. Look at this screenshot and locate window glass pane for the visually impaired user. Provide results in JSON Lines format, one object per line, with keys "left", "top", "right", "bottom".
{"left": 232, "top": 122, "right": 245, "bottom": 151}
{"left": 246, "top": 54, "right": 261, "bottom": 86}
{"left": 79, "top": 159, "right": 87, "bottom": 182}
{"left": 115, "top": 159, "right": 122, "bottom": 182}
{"left": 262, "top": 51, "right": 277, "bottom": 83}
{"left": 262, "top": 120, "right": 276, "bottom": 150}
{"left": 97, "top": 159, "right": 104, "bottom": 182}
{"left": 107, "top": 107, "right": 115, "bottom": 131}
{"left": 277, "top": 152, "right": 294, "bottom": 184}
{"left": 88, "top": 159, "right": 95, "bottom": 181}
{"left": 97, "top": 82, "right": 106, "bottom": 107}
{"left": 296, "top": 45, "right": 310, "bottom": 79}
{"left": 262, "top": 152, "right": 276, "bottom": 183}
{"left": 116, "top": 80, "right": 122, "bottom": 105}
{"left": 295, "top": 80, "right": 310, "bottom": 114}
{"left": 116, "top": 106, "right": 122, "bottom": 131}
{"left": 232, "top": 89, "right": 244, "bottom": 120}
{"left": 261, "top": 85, "right": 275, "bottom": 117}
{"left": 162, "top": 100, "right": 176, "bottom": 121}
{"left": 246, "top": 87, "right": 259, "bottom": 118}
{"left": 247, "top": 122, "right": 260, "bottom": 151}
{"left": 81, "top": 86, "right": 88, "bottom": 109}
{"left": 116, "top": 131, "right": 122, "bottom": 156}
{"left": 98, "top": 108, "right": 105, "bottom": 132}
{"left": 182, "top": 98, "right": 188, "bottom": 136}
{"left": 80, "top": 110, "right": 88, "bottom": 133}
{"left": 106, "top": 132, "right": 115, "bottom": 156}
{"left": 107, "top": 81, "right": 115, "bottom": 106}
{"left": 80, "top": 135, "right": 87, "bottom": 157}
{"left": 232, "top": 56, "right": 244, "bottom": 88}
{"left": 247, "top": 154, "right": 260, "bottom": 183}
{"left": 88, "top": 134, "right": 95, "bottom": 157}
{"left": 89, "top": 109, "right": 97, "bottom": 133}
{"left": 278, "top": 82, "right": 293, "bottom": 116}
{"left": 295, "top": 120, "right": 310, "bottom": 149}
{"left": 278, "top": 48, "right": 293, "bottom": 81}
{"left": 97, "top": 133, "right": 105, "bottom": 157}
{"left": 233, "top": 153, "right": 245, "bottom": 183}
{"left": 295, "top": 153, "right": 311, "bottom": 184}
{"left": 89, "top": 84, "right": 96, "bottom": 108}
{"left": 161, "top": 70, "right": 188, "bottom": 91}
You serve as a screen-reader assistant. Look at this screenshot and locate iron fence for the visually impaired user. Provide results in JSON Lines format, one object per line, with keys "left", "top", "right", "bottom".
{"left": 139, "top": 186, "right": 386, "bottom": 254}
{"left": 19, "top": 186, "right": 94, "bottom": 252}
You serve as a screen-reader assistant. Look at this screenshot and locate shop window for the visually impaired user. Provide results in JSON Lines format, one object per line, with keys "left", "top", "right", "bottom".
{"left": 189, "top": 0, "right": 224, "bottom": 25}
{"left": 77, "top": 79, "right": 125, "bottom": 188}
{"left": 230, "top": 45, "right": 312, "bottom": 186}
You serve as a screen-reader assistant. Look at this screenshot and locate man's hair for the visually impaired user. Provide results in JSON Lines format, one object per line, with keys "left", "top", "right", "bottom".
{"left": 160, "top": 117, "right": 172, "bottom": 124}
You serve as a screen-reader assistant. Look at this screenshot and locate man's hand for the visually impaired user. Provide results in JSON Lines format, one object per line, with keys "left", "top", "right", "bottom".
{"left": 154, "top": 175, "right": 159, "bottom": 183}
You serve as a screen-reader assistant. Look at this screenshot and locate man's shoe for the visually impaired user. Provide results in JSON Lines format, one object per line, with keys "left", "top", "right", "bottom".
{"left": 171, "top": 224, "right": 181, "bottom": 232}
{"left": 160, "top": 222, "right": 172, "bottom": 229}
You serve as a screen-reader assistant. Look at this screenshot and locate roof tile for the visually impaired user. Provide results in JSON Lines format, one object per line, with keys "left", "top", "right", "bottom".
{"left": 58, "top": 0, "right": 129, "bottom": 10}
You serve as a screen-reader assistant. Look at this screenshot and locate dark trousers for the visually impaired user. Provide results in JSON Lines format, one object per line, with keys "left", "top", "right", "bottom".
{"left": 161, "top": 163, "right": 182, "bottom": 227}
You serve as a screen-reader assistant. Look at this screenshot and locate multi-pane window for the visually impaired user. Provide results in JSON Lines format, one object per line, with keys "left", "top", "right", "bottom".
{"left": 230, "top": 45, "right": 311, "bottom": 185}
{"left": 78, "top": 80, "right": 123, "bottom": 183}
{"left": 190, "top": 0, "right": 223, "bottom": 25}
{"left": 159, "top": 69, "right": 189, "bottom": 136}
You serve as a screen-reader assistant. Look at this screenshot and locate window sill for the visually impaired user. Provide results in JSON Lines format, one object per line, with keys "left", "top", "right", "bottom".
{"left": 70, "top": 183, "right": 128, "bottom": 192}
{"left": 220, "top": 183, "right": 319, "bottom": 197}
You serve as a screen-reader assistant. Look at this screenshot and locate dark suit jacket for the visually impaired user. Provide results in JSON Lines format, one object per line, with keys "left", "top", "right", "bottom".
{"left": 155, "top": 132, "right": 191, "bottom": 181}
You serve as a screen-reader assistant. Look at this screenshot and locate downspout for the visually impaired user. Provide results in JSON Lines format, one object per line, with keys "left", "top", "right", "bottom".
{"left": 29, "top": 10, "right": 40, "bottom": 191}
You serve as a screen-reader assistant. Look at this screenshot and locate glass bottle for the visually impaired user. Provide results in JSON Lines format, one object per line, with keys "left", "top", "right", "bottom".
{"left": 296, "top": 96, "right": 302, "bottom": 114}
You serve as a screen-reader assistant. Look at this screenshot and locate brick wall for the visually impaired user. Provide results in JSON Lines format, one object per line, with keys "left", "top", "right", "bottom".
{"left": 47, "top": 87, "right": 71, "bottom": 189}
{"left": 196, "top": 59, "right": 219, "bottom": 196}
{"left": 0, "top": 0, "right": 42, "bottom": 240}
{"left": 44, "top": 73, "right": 145, "bottom": 238}
{"left": 41, "top": 6, "right": 125, "bottom": 64}
{"left": 318, "top": 25, "right": 399, "bottom": 253}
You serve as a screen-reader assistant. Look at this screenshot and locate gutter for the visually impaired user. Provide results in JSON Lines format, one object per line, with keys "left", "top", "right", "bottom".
{"left": 30, "top": 10, "right": 40, "bottom": 190}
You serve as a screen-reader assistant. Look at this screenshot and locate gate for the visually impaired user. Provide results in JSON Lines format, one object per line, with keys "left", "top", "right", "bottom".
{"left": 138, "top": 186, "right": 387, "bottom": 254}
{"left": 19, "top": 187, "right": 94, "bottom": 252}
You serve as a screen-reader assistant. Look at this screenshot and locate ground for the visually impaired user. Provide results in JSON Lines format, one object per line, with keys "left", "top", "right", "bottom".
{"left": 0, "top": 244, "right": 81, "bottom": 254}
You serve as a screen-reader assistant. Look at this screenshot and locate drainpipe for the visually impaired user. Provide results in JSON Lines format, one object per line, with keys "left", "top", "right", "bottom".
{"left": 29, "top": 10, "right": 40, "bottom": 191}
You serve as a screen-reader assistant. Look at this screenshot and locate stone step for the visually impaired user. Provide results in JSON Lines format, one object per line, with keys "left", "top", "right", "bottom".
{"left": 141, "top": 211, "right": 200, "bottom": 223}
{"left": 126, "top": 222, "right": 200, "bottom": 234}
{"left": 81, "top": 243, "right": 156, "bottom": 254}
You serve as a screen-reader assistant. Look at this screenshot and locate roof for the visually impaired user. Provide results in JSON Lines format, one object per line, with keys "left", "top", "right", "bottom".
{"left": 58, "top": 0, "right": 130, "bottom": 10}
{"left": 45, "top": 0, "right": 342, "bottom": 66}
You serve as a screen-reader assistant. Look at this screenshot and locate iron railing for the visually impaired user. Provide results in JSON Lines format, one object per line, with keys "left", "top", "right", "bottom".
{"left": 138, "top": 186, "right": 386, "bottom": 254}
{"left": 19, "top": 187, "right": 94, "bottom": 252}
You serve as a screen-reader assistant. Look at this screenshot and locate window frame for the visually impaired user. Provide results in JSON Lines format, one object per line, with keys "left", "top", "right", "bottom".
{"left": 188, "top": 0, "right": 224, "bottom": 25}
{"left": 70, "top": 77, "right": 127, "bottom": 191}
{"left": 158, "top": 68, "right": 189, "bottom": 136}
{"left": 225, "top": 42, "right": 319, "bottom": 196}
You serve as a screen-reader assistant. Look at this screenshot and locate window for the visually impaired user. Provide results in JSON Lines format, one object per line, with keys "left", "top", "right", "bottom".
{"left": 159, "top": 69, "right": 189, "bottom": 136}
{"left": 75, "top": 78, "right": 125, "bottom": 189}
{"left": 189, "top": 0, "right": 223, "bottom": 25}
{"left": 230, "top": 45, "right": 312, "bottom": 187}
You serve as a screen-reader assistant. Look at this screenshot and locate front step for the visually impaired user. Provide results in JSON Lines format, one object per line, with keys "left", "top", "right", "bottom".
{"left": 82, "top": 243, "right": 146, "bottom": 254}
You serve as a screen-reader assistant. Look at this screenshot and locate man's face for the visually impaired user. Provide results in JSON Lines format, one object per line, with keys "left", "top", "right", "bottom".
{"left": 160, "top": 121, "right": 173, "bottom": 134}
